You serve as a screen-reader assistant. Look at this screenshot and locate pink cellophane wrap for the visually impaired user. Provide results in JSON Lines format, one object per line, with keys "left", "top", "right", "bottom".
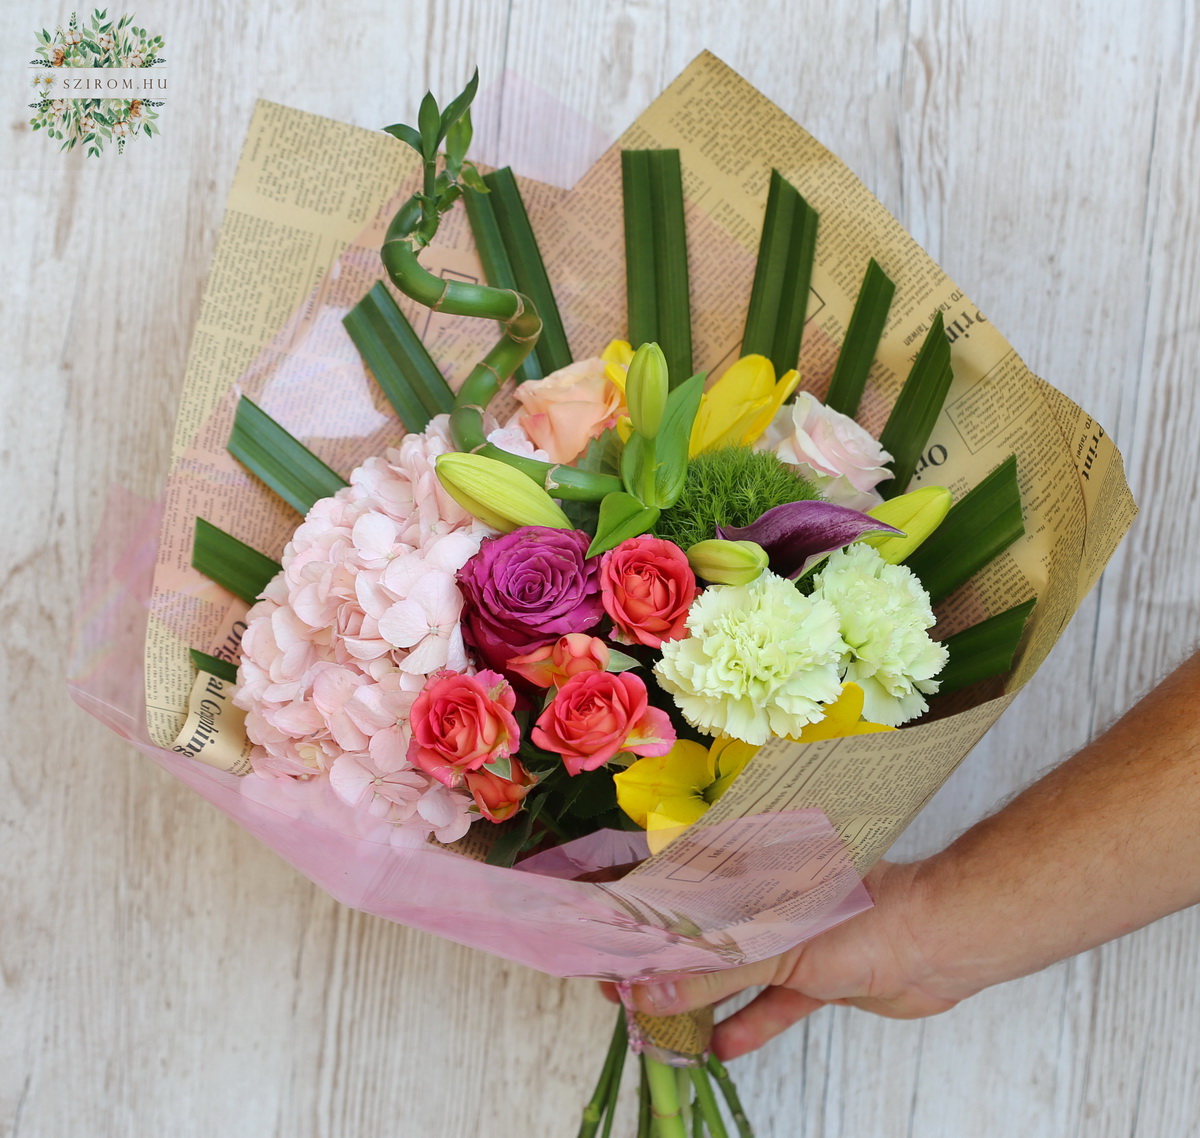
{"left": 69, "top": 485, "right": 871, "bottom": 981}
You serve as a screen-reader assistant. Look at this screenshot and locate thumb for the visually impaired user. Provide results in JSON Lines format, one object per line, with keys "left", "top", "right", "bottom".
{"left": 628, "top": 957, "right": 783, "bottom": 1016}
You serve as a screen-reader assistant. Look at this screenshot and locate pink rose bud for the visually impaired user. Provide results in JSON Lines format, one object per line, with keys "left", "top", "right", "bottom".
{"left": 532, "top": 671, "right": 675, "bottom": 776}
{"left": 408, "top": 669, "right": 520, "bottom": 787}
{"left": 464, "top": 757, "right": 536, "bottom": 824}
{"left": 507, "top": 634, "right": 611, "bottom": 689}
{"left": 600, "top": 535, "right": 697, "bottom": 649}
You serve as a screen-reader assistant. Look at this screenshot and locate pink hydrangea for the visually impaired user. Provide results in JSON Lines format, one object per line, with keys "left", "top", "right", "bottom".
{"left": 232, "top": 413, "right": 539, "bottom": 842}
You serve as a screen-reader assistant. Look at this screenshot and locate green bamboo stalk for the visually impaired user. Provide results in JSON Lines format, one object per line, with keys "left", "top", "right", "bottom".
{"left": 648, "top": 150, "right": 693, "bottom": 386}
{"left": 342, "top": 281, "right": 456, "bottom": 432}
{"left": 463, "top": 183, "right": 543, "bottom": 383}
{"left": 742, "top": 170, "right": 818, "bottom": 376}
{"left": 644, "top": 1057, "right": 688, "bottom": 1138}
{"left": 483, "top": 167, "right": 573, "bottom": 373}
{"left": 936, "top": 596, "right": 1037, "bottom": 694}
{"left": 705, "top": 1055, "right": 753, "bottom": 1138}
{"left": 189, "top": 649, "right": 238, "bottom": 685}
{"left": 381, "top": 196, "right": 621, "bottom": 502}
{"left": 623, "top": 149, "right": 659, "bottom": 351}
{"left": 905, "top": 454, "right": 1024, "bottom": 605}
{"left": 688, "top": 1067, "right": 730, "bottom": 1138}
{"left": 578, "top": 1008, "right": 629, "bottom": 1138}
{"left": 227, "top": 396, "right": 348, "bottom": 516}
{"left": 824, "top": 258, "right": 895, "bottom": 417}
{"left": 192, "top": 518, "right": 281, "bottom": 606}
{"left": 877, "top": 312, "right": 954, "bottom": 498}
{"left": 638, "top": 1056, "right": 652, "bottom": 1138}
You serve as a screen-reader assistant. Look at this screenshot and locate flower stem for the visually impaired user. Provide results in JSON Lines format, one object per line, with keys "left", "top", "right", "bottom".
{"left": 641, "top": 434, "right": 658, "bottom": 506}
{"left": 578, "top": 1006, "right": 629, "bottom": 1138}
{"left": 638, "top": 1056, "right": 652, "bottom": 1138}
{"left": 644, "top": 1056, "right": 689, "bottom": 1138}
{"left": 688, "top": 1066, "right": 730, "bottom": 1138}
{"left": 705, "top": 1054, "right": 754, "bottom": 1138}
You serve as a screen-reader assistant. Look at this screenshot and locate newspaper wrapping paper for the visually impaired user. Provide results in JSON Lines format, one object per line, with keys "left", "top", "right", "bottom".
{"left": 71, "top": 56, "right": 1134, "bottom": 982}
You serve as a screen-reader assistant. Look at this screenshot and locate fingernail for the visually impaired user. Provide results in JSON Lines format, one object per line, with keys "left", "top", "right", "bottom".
{"left": 643, "top": 980, "right": 677, "bottom": 1011}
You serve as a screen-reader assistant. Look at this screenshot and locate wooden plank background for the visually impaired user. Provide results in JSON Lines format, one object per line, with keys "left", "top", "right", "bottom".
{"left": 3, "top": 1, "right": 1197, "bottom": 1134}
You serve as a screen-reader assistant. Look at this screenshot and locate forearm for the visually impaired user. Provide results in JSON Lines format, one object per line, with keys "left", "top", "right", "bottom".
{"left": 912, "top": 650, "right": 1200, "bottom": 996}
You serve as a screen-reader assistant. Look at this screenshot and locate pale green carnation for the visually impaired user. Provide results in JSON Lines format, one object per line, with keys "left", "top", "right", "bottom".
{"left": 810, "top": 543, "right": 948, "bottom": 727}
{"left": 654, "top": 573, "right": 846, "bottom": 745}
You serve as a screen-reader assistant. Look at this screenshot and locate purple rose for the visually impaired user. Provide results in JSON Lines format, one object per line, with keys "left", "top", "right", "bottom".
{"left": 458, "top": 527, "right": 605, "bottom": 672}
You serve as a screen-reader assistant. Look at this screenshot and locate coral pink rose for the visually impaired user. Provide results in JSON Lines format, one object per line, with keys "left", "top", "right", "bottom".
{"left": 464, "top": 758, "right": 537, "bottom": 823}
{"left": 532, "top": 671, "right": 675, "bottom": 776}
{"left": 408, "top": 669, "right": 520, "bottom": 787}
{"left": 600, "top": 536, "right": 697, "bottom": 648}
{"left": 507, "top": 634, "right": 610, "bottom": 689}
{"left": 511, "top": 357, "right": 623, "bottom": 463}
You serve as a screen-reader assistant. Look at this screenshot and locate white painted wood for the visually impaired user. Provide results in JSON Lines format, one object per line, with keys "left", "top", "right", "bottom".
{"left": 3, "top": 1, "right": 1197, "bottom": 1134}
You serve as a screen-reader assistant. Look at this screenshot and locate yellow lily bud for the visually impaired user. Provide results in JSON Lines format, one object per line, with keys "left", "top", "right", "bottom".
{"left": 685, "top": 539, "right": 769, "bottom": 585}
{"left": 435, "top": 452, "right": 571, "bottom": 532}
{"left": 624, "top": 342, "right": 669, "bottom": 439}
{"left": 863, "top": 486, "right": 953, "bottom": 564}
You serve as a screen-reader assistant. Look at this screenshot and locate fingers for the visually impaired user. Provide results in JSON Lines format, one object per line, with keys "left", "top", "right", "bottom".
{"left": 627, "top": 956, "right": 783, "bottom": 1017}
{"left": 712, "top": 987, "right": 826, "bottom": 1060}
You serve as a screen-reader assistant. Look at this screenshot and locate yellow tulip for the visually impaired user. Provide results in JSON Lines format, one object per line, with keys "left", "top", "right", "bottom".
{"left": 689, "top": 354, "right": 801, "bottom": 455}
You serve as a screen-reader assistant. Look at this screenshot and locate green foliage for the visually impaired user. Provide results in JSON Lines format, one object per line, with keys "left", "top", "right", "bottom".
{"left": 382, "top": 70, "right": 486, "bottom": 248}
{"left": 655, "top": 445, "right": 820, "bottom": 550}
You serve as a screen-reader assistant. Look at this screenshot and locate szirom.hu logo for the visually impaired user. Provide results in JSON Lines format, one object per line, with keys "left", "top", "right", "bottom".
{"left": 28, "top": 9, "right": 165, "bottom": 156}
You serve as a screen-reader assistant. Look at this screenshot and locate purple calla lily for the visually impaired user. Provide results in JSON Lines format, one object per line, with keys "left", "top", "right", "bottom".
{"left": 717, "top": 500, "right": 903, "bottom": 579}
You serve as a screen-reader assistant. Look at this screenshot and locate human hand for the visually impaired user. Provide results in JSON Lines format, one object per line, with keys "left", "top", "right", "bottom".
{"left": 610, "top": 859, "right": 979, "bottom": 1060}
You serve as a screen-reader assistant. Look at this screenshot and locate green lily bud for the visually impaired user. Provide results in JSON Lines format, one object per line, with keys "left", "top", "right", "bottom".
{"left": 863, "top": 485, "right": 953, "bottom": 564}
{"left": 686, "top": 539, "right": 769, "bottom": 585}
{"left": 625, "top": 342, "right": 669, "bottom": 440}
{"left": 435, "top": 452, "right": 571, "bottom": 532}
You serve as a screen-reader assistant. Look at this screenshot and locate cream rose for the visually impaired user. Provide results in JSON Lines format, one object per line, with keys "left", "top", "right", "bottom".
{"left": 510, "top": 357, "right": 623, "bottom": 463}
{"left": 764, "top": 391, "right": 893, "bottom": 511}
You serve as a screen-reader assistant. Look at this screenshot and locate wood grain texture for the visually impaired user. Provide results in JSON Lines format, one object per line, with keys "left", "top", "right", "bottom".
{"left": 3, "top": 1, "right": 1197, "bottom": 1135}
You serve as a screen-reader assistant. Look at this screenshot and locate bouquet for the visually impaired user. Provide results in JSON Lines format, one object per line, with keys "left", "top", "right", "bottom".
{"left": 70, "top": 54, "right": 1135, "bottom": 1136}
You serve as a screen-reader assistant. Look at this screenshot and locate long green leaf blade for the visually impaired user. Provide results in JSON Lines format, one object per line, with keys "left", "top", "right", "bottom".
{"left": 228, "top": 396, "right": 348, "bottom": 516}
{"left": 192, "top": 518, "right": 281, "bottom": 606}
{"left": 936, "top": 597, "right": 1036, "bottom": 695}
{"left": 825, "top": 258, "right": 895, "bottom": 417}
{"left": 771, "top": 188, "right": 818, "bottom": 375}
{"left": 343, "top": 281, "right": 455, "bottom": 431}
{"left": 647, "top": 149, "right": 692, "bottom": 386}
{"left": 463, "top": 184, "right": 543, "bottom": 383}
{"left": 906, "top": 454, "right": 1025, "bottom": 605}
{"left": 743, "top": 170, "right": 794, "bottom": 361}
{"left": 877, "top": 312, "right": 953, "bottom": 497}
{"left": 622, "top": 149, "right": 658, "bottom": 351}
{"left": 483, "top": 167, "right": 572, "bottom": 374}
{"left": 190, "top": 649, "right": 239, "bottom": 684}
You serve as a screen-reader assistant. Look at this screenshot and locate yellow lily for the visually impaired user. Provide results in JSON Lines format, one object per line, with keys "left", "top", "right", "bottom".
{"left": 689, "top": 354, "right": 800, "bottom": 456}
{"left": 602, "top": 340, "right": 636, "bottom": 442}
{"left": 614, "top": 735, "right": 758, "bottom": 854}
{"left": 615, "top": 684, "right": 893, "bottom": 853}
{"left": 788, "top": 682, "right": 895, "bottom": 744}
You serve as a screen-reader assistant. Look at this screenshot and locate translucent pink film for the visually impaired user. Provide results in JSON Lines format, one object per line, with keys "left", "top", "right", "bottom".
{"left": 70, "top": 486, "right": 871, "bottom": 981}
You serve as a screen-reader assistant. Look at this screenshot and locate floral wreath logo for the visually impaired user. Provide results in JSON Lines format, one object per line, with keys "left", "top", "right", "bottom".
{"left": 29, "top": 10, "right": 165, "bottom": 156}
